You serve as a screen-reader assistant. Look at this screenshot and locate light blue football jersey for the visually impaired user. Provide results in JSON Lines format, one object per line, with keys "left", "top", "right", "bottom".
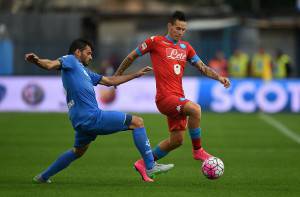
{"left": 59, "top": 55, "right": 102, "bottom": 128}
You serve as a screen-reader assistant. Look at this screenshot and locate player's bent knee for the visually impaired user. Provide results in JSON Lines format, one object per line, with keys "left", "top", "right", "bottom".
{"left": 184, "top": 102, "right": 201, "bottom": 116}
{"left": 73, "top": 145, "right": 89, "bottom": 158}
{"left": 130, "top": 116, "right": 144, "bottom": 129}
{"left": 73, "top": 149, "right": 85, "bottom": 158}
{"left": 189, "top": 103, "right": 201, "bottom": 118}
{"left": 195, "top": 104, "right": 201, "bottom": 113}
{"left": 191, "top": 103, "right": 201, "bottom": 114}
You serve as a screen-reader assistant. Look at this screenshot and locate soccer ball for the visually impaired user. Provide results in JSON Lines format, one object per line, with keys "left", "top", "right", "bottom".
{"left": 201, "top": 157, "right": 224, "bottom": 179}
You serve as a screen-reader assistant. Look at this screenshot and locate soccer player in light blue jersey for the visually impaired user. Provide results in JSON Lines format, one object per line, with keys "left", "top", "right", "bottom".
{"left": 25, "top": 38, "right": 173, "bottom": 183}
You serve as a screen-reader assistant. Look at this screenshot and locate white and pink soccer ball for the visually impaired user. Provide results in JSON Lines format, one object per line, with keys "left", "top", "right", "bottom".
{"left": 201, "top": 157, "right": 224, "bottom": 179}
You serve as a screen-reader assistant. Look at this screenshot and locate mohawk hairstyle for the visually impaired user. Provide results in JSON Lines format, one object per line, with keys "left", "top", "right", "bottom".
{"left": 169, "top": 11, "right": 186, "bottom": 24}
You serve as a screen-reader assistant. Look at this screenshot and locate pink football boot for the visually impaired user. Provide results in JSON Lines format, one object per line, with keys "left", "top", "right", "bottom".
{"left": 193, "top": 147, "right": 213, "bottom": 161}
{"left": 134, "top": 159, "right": 154, "bottom": 182}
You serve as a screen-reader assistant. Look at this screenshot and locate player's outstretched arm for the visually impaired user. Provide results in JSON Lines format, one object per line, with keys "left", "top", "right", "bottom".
{"left": 195, "top": 60, "right": 231, "bottom": 88}
{"left": 100, "top": 66, "right": 152, "bottom": 87}
{"left": 25, "top": 53, "right": 61, "bottom": 70}
{"left": 114, "top": 50, "right": 139, "bottom": 76}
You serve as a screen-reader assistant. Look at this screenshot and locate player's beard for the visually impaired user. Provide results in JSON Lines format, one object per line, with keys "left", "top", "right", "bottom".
{"left": 82, "top": 59, "right": 91, "bottom": 67}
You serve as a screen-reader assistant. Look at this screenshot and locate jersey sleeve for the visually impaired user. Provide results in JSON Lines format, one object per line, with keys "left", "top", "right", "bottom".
{"left": 86, "top": 69, "right": 103, "bottom": 86}
{"left": 135, "top": 36, "right": 155, "bottom": 56}
{"left": 58, "top": 55, "right": 76, "bottom": 70}
{"left": 187, "top": 44, "right": 201, "bottom": 65}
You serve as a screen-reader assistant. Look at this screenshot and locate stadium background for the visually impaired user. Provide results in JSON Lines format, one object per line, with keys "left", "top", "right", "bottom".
{"left": 0, "top": 0, "right": 300, "bottom": 196}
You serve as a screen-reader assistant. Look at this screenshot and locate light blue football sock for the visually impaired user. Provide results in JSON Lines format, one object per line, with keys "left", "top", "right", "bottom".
{"left": 41, "top": 149, "right": 78, "bottom": 180}
{"left": 132, "top": 128, "right": 154, "bottom": 170}
{"left": 189, "top": 128, "right": 202, "bottom": 150}
{"left": 152, "top": 145, "right": 169, "bottom": 161}
{"left": 189, "top": 128, "right": 201, "bottom": 139}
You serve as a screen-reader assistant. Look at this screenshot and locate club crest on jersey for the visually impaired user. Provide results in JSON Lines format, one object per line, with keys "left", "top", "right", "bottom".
{"left": 179, "top": 43, "right": 186, "bottom": 49}
{"left": 166, "top": 48, "right": 186, "bottom": 61}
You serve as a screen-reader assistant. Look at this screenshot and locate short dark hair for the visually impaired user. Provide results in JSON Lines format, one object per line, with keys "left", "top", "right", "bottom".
{"left": 68, "top": 38, "right": 94, "bottom": 55}
{"left": 169, "top": 11, "right": 186, "bottom": 24}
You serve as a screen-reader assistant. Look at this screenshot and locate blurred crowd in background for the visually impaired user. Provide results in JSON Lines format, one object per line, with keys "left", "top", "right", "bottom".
{"left": 0, "top": 0, "right": 300, "bottom": 78}
{"left": 98, "top": 47, "right": 293, "bottom": 80}
{"left": 208, "top": 48, "right": 292, "bottom": 79}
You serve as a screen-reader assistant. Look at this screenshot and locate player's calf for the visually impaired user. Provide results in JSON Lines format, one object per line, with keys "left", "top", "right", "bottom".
{"left": 169, "top": 138, "right": 184, "bottom": 150}
{"left": 167, "top": 130, "right": 184, "bottom": 150}
{"left": 36, "top": 149, "right": 82, "bottom": 182}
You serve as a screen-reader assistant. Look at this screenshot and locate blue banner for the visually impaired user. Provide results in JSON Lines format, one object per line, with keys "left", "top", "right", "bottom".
{"left": 197, "top": 79, "right": 300, "bottom": 113}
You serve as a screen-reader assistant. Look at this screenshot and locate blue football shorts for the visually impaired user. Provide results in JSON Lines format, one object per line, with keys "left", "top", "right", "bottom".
{"left": 74, "top": 110, "right": 132, "bottom": 148}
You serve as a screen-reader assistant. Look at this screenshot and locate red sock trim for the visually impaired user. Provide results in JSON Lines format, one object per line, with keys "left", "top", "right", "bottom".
{"left": 192, "top": 138, "right": 201, "bottom": 150}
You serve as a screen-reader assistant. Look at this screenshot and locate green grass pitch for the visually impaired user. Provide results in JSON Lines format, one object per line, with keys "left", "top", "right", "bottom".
{"left": 0, "top": 112, "right": 300, "bottom": 197}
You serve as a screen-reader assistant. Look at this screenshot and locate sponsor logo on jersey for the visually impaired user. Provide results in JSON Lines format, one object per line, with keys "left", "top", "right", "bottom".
{"left": 176, "top": 105, "right": 181, "bottom": 112}
{"left": 166, "top": 48, "right": 187, "bottom": 61}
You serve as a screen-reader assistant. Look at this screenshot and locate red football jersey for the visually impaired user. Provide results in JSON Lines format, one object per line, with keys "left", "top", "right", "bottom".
{"left": 136, "top": 35, "right": 198, "bottom": 101}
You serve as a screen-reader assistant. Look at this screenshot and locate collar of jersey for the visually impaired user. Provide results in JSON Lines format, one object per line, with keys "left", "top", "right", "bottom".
{"left": 165, "top": 34, "right": 178, "bottom": 45}
{"left": 71, "top": 55, "right": 85, "bottom": 68}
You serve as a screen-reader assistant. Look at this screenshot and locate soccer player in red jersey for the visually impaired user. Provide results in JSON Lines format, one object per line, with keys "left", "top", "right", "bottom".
{"left": 115, "top": 11, "right": 230, "bottom": 181}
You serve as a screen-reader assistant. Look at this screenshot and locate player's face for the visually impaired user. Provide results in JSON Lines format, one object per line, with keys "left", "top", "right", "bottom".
{"left": 79, "top": 46, "right": 93, "bottom": 66}
{"left": 168, "top": 20, "right": 187, "bottom": 41}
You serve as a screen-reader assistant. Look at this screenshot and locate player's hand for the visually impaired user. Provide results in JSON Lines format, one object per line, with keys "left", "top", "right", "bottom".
{"left": 219, "top": 76, "right": 230, "bottom": 88}
{"left": 135, "top": 66, "right": 153, "bottom": 78}
{"left": 25, "top": 53, "right": 39, "bottom": 64}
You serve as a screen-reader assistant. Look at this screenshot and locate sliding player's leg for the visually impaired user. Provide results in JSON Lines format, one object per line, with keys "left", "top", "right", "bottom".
{"left": 33, "top": 110, "right": 99, "bottom": 184}
{"left": 96, "top": 110, "right": 154, "bottom": 169}
{"left": 96, "top": 111, "right": 174, "bottom": 181}
{"left": 33, "top": 142, "right": 90, "bottom": 184}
